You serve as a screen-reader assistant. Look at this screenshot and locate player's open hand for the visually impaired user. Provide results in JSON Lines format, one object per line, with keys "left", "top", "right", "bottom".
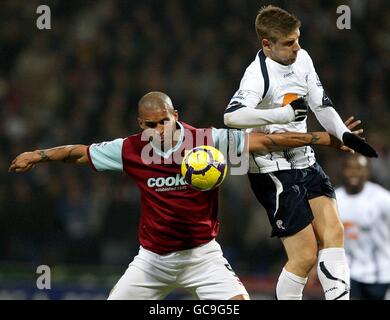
{"left": 344, "top": 116, "right": 363, "bottom": 136}
{"left": 329, "top": 116, "right": 365, "bottom": 154}
{"left": 340, "top": 116, "right": 378, "bottom": 158}
{"left": 8, "top": 151, "right": 39, "bottom": 172}
{"left": 332, "top": 116, "right": 364, "bottom": 154}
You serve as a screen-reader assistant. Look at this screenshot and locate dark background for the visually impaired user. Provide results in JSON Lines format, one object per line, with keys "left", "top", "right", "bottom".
{"left": 0, "top": 0, "right": 389, "bottom": 299}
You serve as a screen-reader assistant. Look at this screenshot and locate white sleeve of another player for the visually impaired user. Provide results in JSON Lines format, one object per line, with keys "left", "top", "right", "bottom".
{"left": 224, "top": 64, "right": 295, "bottom": 128}
{"left": 304, "top": 51, "right": 350, "bottom": 141}
{"left": 88, "top": 138, "right": 124, "bottom": 171}
{"left": 212, "top": 128, "right": 246, "bottom": 157}
{"left": 379, "top": 186, "right": 390, "bottom": 218}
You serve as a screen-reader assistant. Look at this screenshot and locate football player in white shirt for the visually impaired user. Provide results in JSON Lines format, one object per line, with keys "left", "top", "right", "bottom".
{"left": 224, "top": 5, "right": 378, "bottom": 300}
{"left": 336, "top": 154, "right": 390, "bottom": 300}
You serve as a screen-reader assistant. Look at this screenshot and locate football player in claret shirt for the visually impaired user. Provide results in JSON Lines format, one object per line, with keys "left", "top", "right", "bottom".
{"left": 224, "top": 5, "right": 378, "bottom": 300}
{"left": 10, "top": 91, "right": 359, "bottom": 300}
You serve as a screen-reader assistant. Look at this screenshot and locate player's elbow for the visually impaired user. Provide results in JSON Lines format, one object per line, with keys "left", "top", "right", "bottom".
{"left": 72, "top": 145, "right": 89, "bottom": 164}
{"left": 248, "top": 136, "right": 268, "bottom": 153}
{"left": 224, "top": 112, "right": 234, "bottom": 128}
{"left": 224, "top": 111, "right": 243, "bottom": 128}
{"left": 249, "top": 142, "right": 268, "bottom": 153}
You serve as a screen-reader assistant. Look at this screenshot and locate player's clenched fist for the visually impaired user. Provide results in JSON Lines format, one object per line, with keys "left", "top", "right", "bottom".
{"left": 288, "top": 97, "right": 308, "bottom": 122}
{"left": 8, "top": 151, "right": 39, "bottom": 172}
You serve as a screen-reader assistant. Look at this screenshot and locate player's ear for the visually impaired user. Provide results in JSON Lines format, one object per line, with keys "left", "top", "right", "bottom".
{"left": 262, "top": 38, "right": 271, "bottom": 51}
{"left": 173, "top": 110, "right": 179, "bottom": 121}
{"left": 137, "top": 117, "right": 144, "bottom": 129}
{"left": 261, "top": 38, "right": 273, "bottom": 52}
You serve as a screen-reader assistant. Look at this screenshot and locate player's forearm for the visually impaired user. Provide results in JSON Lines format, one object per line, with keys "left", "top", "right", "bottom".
{"left": 312, "top": 106, "right": 351, "bottom": 141}
{"left": 33, "top": 145, "right": 88, "bottom": 164}
{"left": 224, "top": 106, "right": 295, "bottom": 128}
{"left": 249, "top": 132, "right": 333, "bottom": 153}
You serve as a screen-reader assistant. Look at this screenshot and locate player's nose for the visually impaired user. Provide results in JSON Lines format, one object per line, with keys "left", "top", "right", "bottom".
{"left": 155, "top": 124, "right": 164, "bottom": 137}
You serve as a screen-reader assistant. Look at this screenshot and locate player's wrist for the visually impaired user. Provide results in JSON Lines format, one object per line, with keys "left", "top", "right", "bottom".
{"left": 284, "top": 105, "right": 296, "bottom": 123}
{"left": 33, "top": 150, "right": 48, "bottom": 163}
{"left": 288, "top": 97, "right": 308, "bottom": 122}
{"left": 309, "top": 132, "right": 328, "bottom": 146}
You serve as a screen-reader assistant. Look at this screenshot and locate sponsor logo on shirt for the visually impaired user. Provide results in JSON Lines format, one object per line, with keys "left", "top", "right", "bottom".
{"left": 282, "top": 93, "right": 299, "bottom": 107}
{"left": 343, "top": 221, "right": 359, "bottom": 240}
{"left": 147, "top": 174, "right": 188, "bottom": 192}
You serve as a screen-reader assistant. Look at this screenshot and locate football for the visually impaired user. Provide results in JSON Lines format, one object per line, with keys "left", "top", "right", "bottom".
{"left": 181, "top": 145, "right": 228, "bottom": 191}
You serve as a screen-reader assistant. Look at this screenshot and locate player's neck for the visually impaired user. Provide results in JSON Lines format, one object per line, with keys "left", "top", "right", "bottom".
{"left": 263, "top": 49, "right": 291, "bottom": 67}
{"left": 150, "top": 127, "right": 181, "bottom": 154}
{"left": 163, "top": 131, "right": 180, "bottom": 150}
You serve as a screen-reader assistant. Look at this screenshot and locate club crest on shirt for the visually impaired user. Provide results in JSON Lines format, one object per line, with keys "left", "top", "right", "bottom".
{"left": 233, "top": 90, "right": 250, "bottom": 100}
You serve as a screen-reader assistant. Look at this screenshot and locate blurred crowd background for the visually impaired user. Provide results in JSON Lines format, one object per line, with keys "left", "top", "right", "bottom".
{"left": 0, "top": 0, "right": 389, "bottom": 299}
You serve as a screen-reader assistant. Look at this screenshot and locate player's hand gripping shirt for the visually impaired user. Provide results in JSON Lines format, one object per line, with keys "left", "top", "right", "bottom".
{"left": 226, "top": 49, "right": 350, "bottom": 173}
{"left": 87, "top": 122, "right": 245, "bottom": 254}
{"left": 336, "top": 182, "right": 390, "bottom": 283}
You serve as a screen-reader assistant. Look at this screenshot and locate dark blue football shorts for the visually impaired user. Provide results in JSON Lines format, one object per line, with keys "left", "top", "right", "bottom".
{"left": 248, "top": 162, "right": 336, "bottom": 238}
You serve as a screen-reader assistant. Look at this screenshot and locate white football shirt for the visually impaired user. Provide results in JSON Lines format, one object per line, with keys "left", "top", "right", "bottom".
{"left": 226, "top": 49, "right": 349, "bottom": 173}
{"left": 336, "top": 182, "right": 390, "bottom": 284}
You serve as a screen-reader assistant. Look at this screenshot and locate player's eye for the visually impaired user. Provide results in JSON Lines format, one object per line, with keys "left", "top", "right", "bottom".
{"left": 144, "top": 118, "right": 170, "bottom": 128}
{"left": 145, "top": 122, "right": 157, "bottom": 128}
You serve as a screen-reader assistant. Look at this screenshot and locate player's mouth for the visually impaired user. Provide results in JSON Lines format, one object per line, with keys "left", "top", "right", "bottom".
{"left": 347, "top": 176, "right": 360, "bottom": 186}
{"left": 283, "top": 55, "right": 297, "bottom": 65}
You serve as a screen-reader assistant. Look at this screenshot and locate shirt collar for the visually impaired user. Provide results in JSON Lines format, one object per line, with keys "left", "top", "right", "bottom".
{"left": 150, "top": 121, "right": 184, "bottom": 158}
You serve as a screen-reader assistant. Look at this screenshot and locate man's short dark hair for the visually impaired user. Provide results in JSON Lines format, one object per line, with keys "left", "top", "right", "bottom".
{"left": 255, "top": 5, "right": 301, "bottom": 43}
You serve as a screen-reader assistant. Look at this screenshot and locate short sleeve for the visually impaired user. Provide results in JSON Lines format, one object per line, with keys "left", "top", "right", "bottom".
{"left": 212, "top": 128, "right": 246, "bottom": 157}
{"left": 87, "top": 138, "right": 124, "bottom": 171}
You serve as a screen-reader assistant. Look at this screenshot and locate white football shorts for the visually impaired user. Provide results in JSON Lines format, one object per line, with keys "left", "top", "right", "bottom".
{"left": 108, "top": 239, "right": 249, "bottom": 300}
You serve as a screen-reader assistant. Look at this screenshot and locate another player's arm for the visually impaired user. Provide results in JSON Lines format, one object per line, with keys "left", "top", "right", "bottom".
{"left": 9, "top": 145, "right": 88, "bottom": 172}
{"left": 248, "top": 116, "right": 363, "bottom": 153}
{"left": 248, "top": 131, "right": 343, "bottom": 153}
{"left": 224, "top": 101, "right": 304, "bottom": 128}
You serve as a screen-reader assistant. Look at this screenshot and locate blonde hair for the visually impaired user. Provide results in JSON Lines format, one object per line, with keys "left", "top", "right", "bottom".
{"left": 255, "top": 5, "right": 301, "bottom": 43}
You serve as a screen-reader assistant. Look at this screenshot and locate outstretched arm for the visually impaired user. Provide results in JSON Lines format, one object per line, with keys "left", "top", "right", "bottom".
{"left": 248, "top": 116, "right": 363, "bottom": 153}
{"left": 8, "top": 145, "right": 88, "bottom": 172}
{"left": 248, "top": 131, "right": 341, "bottom": 153}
